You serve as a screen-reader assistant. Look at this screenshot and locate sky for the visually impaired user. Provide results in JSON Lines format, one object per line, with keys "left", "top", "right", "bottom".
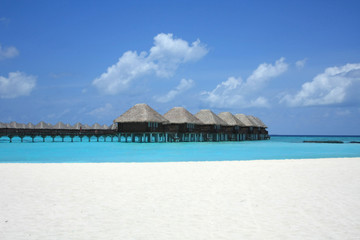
{"left": 1, "top": 0, "right": 360, "bottom": 135}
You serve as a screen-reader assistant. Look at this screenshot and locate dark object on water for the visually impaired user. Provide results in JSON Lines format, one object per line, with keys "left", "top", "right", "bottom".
{"left": 350, "top": 141, "right": 360, "bottom": 144}
{"left": 303, "top": 140, "right": 344, "bottom": 144}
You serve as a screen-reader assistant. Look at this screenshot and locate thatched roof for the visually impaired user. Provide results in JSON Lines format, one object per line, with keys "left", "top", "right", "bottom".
{"left": 26, "top": 123, "right": 35, "bottom": 129}
{"left": 82, "top": 124, "right": 91, "bottom": 129}
{"left": 247, "top": 116, "right": 262, "bottom": 127}
{"left": 102, "top": 124, "right": 109, "bottom": 130}
{"left": 91, "top": 123, "right": 102, "bottom": 129}
{"left": 8, "top": 121, "right": 26, "bottom": 128}
{"left": 195, "top": 110, "right": 228, "bottom": 126}
{"left": 114, "top": 103, "right": 169, "bottom": 123}
{"left": 252, "top": 116, "right": 267, "bottom": 128}
{"left": 7, "top": 121, "right": 17, "bottom": 128}
{"left": 0, "top": 122, "right": 6, "bottom": 128}
{"left": 72, "top": 122, "right": 83, "bottom": 129}
{"left": 53, "top": 122, "right": 68, "bottom": 129}
{"left": 35, "top": 121, "right": 52, "bottom": 129}
{"left": 110, "top": 123, "right": 117, "bottom": 130}
{"left": 218, "top": 112, "right": 245, "bottom": 126}
{"left": 234, "top": 114, "right": 255, "bottom": 127}
{"left": 163, "top": 107, "right": 203, "bottom": 125}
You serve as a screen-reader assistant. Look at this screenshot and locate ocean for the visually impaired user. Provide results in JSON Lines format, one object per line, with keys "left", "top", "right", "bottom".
{"left": 0, "top": 135, "right": 359, "bottom": 163}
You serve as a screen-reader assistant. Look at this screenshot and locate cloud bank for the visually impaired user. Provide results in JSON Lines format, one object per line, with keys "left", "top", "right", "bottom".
{"left": 0, "top": 72, "right": 37, "bottom": 98}
{"left": 201, "top": 58, "right": 288, "bottom": 108}
{"left": 92, "top": 33, "right": 208, "bottom": 95}
{"left": 154, "top": 79, "right": 194, "bottom": 103}
{"left": 0, "top": 43, "right": 19, "bottom": 60}
{"left": 281, "top": 63, "right": 360, "bottom": 106}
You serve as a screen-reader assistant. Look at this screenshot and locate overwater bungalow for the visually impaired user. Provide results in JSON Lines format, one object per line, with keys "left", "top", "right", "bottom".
{"left": 163, "top": 107, "right": 203, "bottom": 142}
{"left": 195, "top": 109, "right": 228, "bottom": 141}
{"left": 0, "top": 103, "right": 269, "bottom": 143}
{"left": 247, "top": 116, "right": 264, "bottom": 140}
{"left": 114, "top": 103, "right": 169, "bottom": 142}
{"left": 26, "top": 123, "right": 35, "bottom": 129}
{"left": 248, "top": 116, "right": 268, "bottom": 140}
{"left": 234, "top": 114, "right": 255, "bottom": 140}
{"left": 0, "top": 122, "right": 6, "bottom": 128}
{"left": 53, "top": 122, "right": 68, "bottom": 129}
{"left": 35, "top": 121, "right": 52, "bottom": 129}
{"left": 218, "top": 112, "right": 246, "bottom": 141}
{"left": 91, "top": 123, "right": 103, "bottom": 129}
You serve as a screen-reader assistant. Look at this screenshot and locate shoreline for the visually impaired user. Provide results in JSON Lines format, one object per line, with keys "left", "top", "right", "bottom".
{"left": 1, "top": 158, "right": 360, "bottom": 239}
{"left": 1, "top": 156, "right": 360, "bottom": 164}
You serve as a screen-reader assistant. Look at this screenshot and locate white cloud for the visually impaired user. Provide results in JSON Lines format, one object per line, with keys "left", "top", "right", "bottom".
{"left": 281, "top": 63, "right": 360, "bottom": 106}
{"left": 0, "top": 71, "right": 37, "bottom": 98}
{"left": 201, "top": 58, "right": 288, "bottom": 108}
{"left": 250, "top": 97, "right": 269, "bottom": 108}
{"left": 296, "top": 58, "right": 307, "bottom": 69}
{"left": 0, "top": 43, "right": 19, "bottom": 60}
{"left": 154, "top": 79, "right": 194, "bottom": 103}
{"left": 88, "top": 103, "right": 113, "bottom": 116}
{"left": 245, "top": 57, "right": 288, "bottom": 91}
{"left": 92, "top": 33, "right": 208, "bottom": 95}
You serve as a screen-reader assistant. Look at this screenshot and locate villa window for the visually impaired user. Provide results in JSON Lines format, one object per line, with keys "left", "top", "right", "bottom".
{"left": 187, "top": 123, "right": 194, "bottom": 129}
{"left": 214, "top": 125, "right": 221, "bottom": 130}
{"left": 148, "top": 122, "right": 158, "bottom": 128}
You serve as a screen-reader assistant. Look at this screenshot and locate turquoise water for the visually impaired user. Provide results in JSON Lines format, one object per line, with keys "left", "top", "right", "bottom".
{"left": 0, "top": 136, "right": 359, "bottom": 163}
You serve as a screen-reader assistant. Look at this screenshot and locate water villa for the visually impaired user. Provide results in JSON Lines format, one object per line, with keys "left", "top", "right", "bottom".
{"left": 0, "top": 103, "right": 269, "bottom": 143}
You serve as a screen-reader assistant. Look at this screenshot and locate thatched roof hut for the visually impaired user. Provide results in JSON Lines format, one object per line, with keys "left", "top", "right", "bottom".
{"left": 114, "top": 103, "right": 169, "bottom": 123}
{"left": 72, "top": 122, "right": 83, "bottom": 129}
{"left": 247, "top": 116, "right": 262, "bottom": 127}
{"left": 218, "top": 112, "right": 245, "bottom": 126}
{"left": 102, "top": 124, "right": 109, "bottom": 130}
{"left": 110, "top": 123, "right": 117, "bottom": 130}
{"left": 53, "top": 122, "right": 68, "bottom": 129}
{"left": 234, "top": 114, "right": 254, "bottom": 127}
{"left": 7, "top": 121, "right": 17, "bottom": 128}
{"left": 195, "top": 110, "right": 228, "bottom": 126}
{"left": 91, "top": 123, "right": 102, "bottom": 129}
{"left": 163, "top": 107, "right": 203, "bottom": 124}
{"left": 26, "top": 123, "right": 35, "bottom": 129}
{"left": 0, "top": 122, "right": 6, "bottom": 128}
{"left": 7, "top": 121, "right": 26, "bottom": 128}
{"left": 82, "top": 124, "right": 91, "bottom": 129}
{"left": 35, "top": 121, "right": 52, "bottom": 129}
{"left": 252, "top": 116, "right": 267, "bottom": 128}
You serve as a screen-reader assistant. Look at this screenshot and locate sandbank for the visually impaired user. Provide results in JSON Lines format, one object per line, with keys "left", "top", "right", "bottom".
{"left": 1, "top": 158, "right": 360, "bottom": 239}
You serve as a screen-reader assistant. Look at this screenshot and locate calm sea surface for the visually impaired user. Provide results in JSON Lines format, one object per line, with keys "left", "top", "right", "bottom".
{"left": 0, "top": 135, "right": 359, "bottom": 163}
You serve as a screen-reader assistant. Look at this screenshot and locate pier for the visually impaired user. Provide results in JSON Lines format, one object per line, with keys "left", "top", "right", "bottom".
{"left": 0, "top": 104, "right": 270, "bottom": 143}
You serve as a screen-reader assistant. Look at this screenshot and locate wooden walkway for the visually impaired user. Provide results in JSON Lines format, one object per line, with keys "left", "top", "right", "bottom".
{"left": 0, "top": 128, "right": 269, "bottom": 143}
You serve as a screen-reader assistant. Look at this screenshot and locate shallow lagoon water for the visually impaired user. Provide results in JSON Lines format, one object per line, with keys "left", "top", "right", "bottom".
{"left": 0, "top": 136, "right": 359, "bottom": 163}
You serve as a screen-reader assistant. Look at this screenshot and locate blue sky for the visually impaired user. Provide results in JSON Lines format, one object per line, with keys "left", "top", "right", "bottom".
{"left": 1, "top": 0, "right": 360, "bottom": 135}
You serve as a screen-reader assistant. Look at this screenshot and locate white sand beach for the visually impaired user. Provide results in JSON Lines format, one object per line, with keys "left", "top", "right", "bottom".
{"left": 1, "top": 158, "right": 360, "bottom": 240}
